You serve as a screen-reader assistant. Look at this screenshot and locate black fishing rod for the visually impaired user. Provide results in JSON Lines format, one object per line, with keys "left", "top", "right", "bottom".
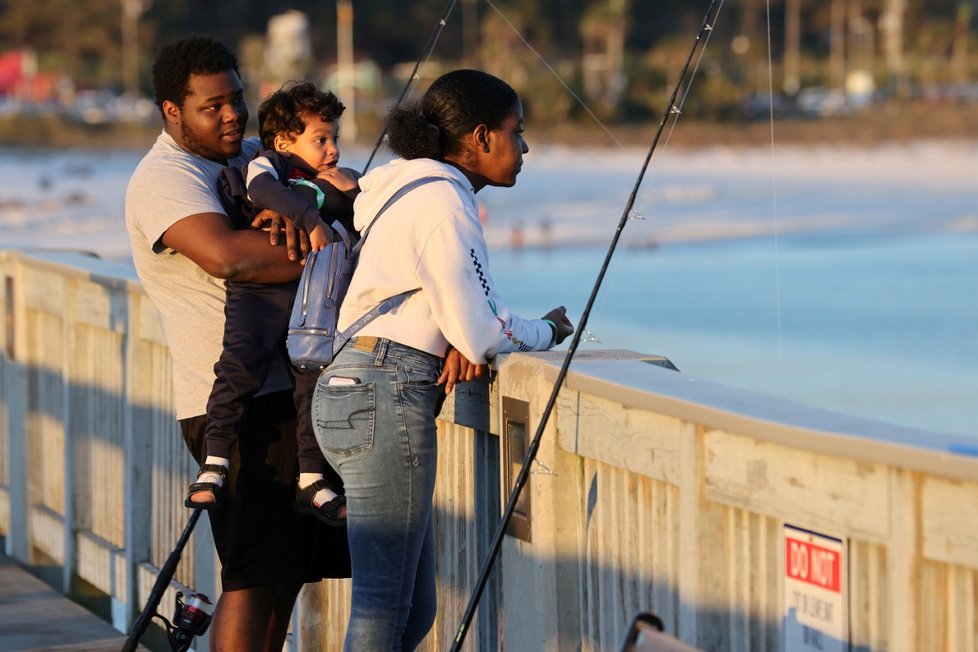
{"left": 362, "top": 0, "right": 459, "bottom": 173}
{"left": 449, "top": 1, "right": 725, "bottom": 648}
{"left": 122, "top": 508, "right": 211, "bottom": 652}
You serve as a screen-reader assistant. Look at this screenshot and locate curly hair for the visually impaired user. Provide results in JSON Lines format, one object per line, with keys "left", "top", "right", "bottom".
{"left": 386, "top": 69, "right": 519, "bottom": 161}
{"left": 151, "top": 36, "right": 239, "bottom": 118}
{"left": 258, "top": 81, "right": 347, "bottom": 150}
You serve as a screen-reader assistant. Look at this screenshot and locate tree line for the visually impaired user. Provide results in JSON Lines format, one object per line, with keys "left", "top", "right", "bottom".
{"left": 1, "top": 0, "right": 974, "bottom": 123}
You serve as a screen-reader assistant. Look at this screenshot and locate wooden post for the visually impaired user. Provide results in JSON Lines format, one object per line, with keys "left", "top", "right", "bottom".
{"left": 336, "top": 0, "right": 357, "bottom": 142}
{"left": 2, "top": 265, "right": 29, "bottom": 562}
{"left": 677, "top": 425, "right": 704, "bottom": 646}
{"left": 121, "top": 0, "right": 143, "bottom": 96}
{"left": 62, "top": 277, "right": 75, "bottom": 595}
{"left": 887, "top": 468, "right": 919, "bottom": 652}
{"left": 783, "top": 0, "right": 801, "bottom": 95}
{"left": 463, "top": 0, "right": 479, "bottom": 67}
{"left": 879, "top": 0, "right": 907, "bottom": 97}
{"left": 122, "top": 291, "right": 152, "bottom": 630}
{"left": 830, "top": 0, "right": 847, "bottom": 89}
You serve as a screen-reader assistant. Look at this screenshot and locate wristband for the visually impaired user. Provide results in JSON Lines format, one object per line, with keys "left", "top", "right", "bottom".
{"left": 290, "top": 179, "right": 326, "bottom": 209}
{"left": 542, "top": 318, "right": 557, "bottom": 340}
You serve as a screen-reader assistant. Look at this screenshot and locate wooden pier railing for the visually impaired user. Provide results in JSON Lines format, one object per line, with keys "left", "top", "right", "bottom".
{"left": 1, "top": 248, "right": 976, "bottom": 651}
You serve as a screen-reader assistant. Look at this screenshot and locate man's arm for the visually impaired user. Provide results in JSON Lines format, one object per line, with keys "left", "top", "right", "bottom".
{"left": 162, "top": 211, "right": 304, "bottom": 283}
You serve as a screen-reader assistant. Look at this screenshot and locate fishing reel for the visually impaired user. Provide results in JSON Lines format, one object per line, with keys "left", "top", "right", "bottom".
{"left": 159, "top": 591, "right": 213, "bottom": 652}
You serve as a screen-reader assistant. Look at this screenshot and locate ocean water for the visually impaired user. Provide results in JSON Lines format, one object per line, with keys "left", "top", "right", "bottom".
{"left": 474, "top": 142, "right": 978, "bottom": 439}
{"left": 489, "top": 232, "right": 978, "bottom": 439}
{"left": 1, "top": 143, "right": 975, "bottom": 439}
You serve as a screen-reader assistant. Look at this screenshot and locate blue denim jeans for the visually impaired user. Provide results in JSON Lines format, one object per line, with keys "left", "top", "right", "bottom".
{"left": 312, "top": 337, "right": 442, "bottom": 651}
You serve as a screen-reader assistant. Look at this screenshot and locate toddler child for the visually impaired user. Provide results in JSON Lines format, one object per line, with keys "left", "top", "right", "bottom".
{"left": 185, "top": 81, "right": 359, "bottom": 527}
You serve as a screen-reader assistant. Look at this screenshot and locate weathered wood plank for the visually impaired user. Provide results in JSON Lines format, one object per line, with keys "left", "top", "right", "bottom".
{"left": 29, "top": 506, "right": 64, "bottom": 563}
{"left": 22, "top": 268, "right": 67, "bottom": 314}
{"left": 72, "top": 281, "right": 125, "bottom": 332}
{"left": 555, "top": 389, "right": 687, "bottom": 486}
{"left": 75, "top": 531, "right": 127, "bottom": 600}
{"left": 704, "top": 430, "right": 889, "bottom": 543}
{"left": 922, "top": 477, "right": 978, "bottom": 569}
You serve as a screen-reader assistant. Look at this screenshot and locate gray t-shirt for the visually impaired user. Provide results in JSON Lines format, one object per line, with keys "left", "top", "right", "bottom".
{"left": 126, "top": 130, "right": 290, "bottom": 419}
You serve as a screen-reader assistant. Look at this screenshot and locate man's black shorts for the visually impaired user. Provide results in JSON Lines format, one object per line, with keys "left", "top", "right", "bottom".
{"left": 180, "top": 389, "right": 350, "bottom": 591}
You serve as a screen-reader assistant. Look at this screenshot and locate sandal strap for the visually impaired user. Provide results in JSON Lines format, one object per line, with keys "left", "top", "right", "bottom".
{"left": 320, "top": 494, "right": 347, "bottom": 509}
{"left": 198, "top": 463, "right": 228, "bottom": 477}
{"left": 186, "top": 463, "right": 228, "bottom": 510}
{"left": 296, "top": 478, "right": 331, "bottom": 504}
{"left": 188, "top": 480, "right": 220, "bottom": 493}
{"left": 317, "top": 494, "right": 347, "bottom": 520}
{"left": 188, "top": 463, "right": 227, "bottom": 493}
{"left": 307, "top": 478, "right": 330, "bottom": 492}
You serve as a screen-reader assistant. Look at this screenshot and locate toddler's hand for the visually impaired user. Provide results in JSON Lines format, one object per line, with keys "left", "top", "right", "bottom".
{"left": 309, "top": 222, "right": 332, "bottom": 251}
{"left": 316, "top": 166, "right": 359, "bottom": 192}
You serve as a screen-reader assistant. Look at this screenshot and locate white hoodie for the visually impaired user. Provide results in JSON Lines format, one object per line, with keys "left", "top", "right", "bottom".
{"left": 339, "top": 157, "right": 555, "bottom": 363}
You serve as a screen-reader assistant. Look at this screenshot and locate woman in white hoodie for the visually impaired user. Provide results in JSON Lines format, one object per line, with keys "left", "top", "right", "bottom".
{"left": 312, "top": 69, "right": 574, "bottom": 651}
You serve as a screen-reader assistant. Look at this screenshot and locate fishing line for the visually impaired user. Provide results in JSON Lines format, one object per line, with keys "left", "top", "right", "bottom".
{"left": 765, "top": 0, "right": 785, "bottom": 367}
{"left": 483, "top": 0, "right": 624, "bottom": 149}
{"left": 483, "top": 0, "right": 724, "bottom": 345}
{"left": 362, "top": 0, "right": 459, "bottom": 173}
{"left": 482, "top": 0, "right": 634, "bottom": 343}
{"left": 498, "top": 535, "right": 533, "bottom": 640}
{"left": 599, "top": 0, "right": 724, "bottom": 338}
{"left": 658, "top": 2, "right": 725, "bottom": 152}
{"left": 450, "top": 2, "right": 726, "bottom": 648}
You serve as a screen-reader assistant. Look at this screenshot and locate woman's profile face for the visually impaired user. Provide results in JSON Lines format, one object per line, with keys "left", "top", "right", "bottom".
{"left": 482, "top": 101, "right": 529, "bottom": 188}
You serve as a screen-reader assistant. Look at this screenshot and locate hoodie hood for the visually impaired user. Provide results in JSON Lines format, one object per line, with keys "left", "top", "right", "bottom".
{"left": 353, "top": 158, "right": 472, "bottom": 232}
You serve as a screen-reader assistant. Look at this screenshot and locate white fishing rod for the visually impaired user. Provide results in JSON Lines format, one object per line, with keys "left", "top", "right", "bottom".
{"left": 449, "top": 1, "right": 726, "bottom": 648}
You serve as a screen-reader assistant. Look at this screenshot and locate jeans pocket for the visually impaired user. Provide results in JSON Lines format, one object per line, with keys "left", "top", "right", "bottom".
{"left": 314, "top": 383, "right": 375, "bottom": 459}
{"left": 401, "top": 359, "right": 440, "bottom": 386}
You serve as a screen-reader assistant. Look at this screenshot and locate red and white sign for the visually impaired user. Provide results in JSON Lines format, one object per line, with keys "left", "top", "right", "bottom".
{"left": 782, "top": 525, "right": 847, "bottom": 652}
{"left": 786, "top": 536, "right": 841, "bottom": 591}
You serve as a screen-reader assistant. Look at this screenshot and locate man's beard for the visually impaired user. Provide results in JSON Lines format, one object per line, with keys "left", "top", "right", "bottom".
{"left": 180, "top": 121, "right": 240, "bottom": 163}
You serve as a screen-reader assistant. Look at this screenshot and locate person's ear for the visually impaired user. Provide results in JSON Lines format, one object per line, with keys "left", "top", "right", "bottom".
{"left": 274, "top": 133, "right": 294, "bottom": 153}
{"left": 162, "top": 100, "right": 180, "bottom": 125}
{"left": 472, "top": 123, "right": 491, "bottom": 153}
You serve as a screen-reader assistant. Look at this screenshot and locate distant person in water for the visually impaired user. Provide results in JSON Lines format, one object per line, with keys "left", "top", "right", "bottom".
{"left": 509, "top": 219, "right": 525, "bottom": 251}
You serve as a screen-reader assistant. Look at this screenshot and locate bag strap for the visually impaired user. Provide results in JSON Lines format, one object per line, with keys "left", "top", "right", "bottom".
{"left": 333, "top": 175, "right": 451, "bottom": 354}
{"left": 329, "top": 220, "right": 353, "bottom": 249}
{"left": 351, "top": 175, "right": 449, "bottom": 255}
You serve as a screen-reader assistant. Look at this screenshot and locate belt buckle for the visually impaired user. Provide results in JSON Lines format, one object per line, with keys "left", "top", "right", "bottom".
{"left": 351, "top": 336, "right": 379, "bottom": 352}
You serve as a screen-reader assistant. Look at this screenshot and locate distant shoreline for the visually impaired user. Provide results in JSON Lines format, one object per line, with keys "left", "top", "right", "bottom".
{"left": 535, "top": 102, "right": 976, "bottom": 149}
{"left": 1, "top": 102, "right": 974, "bottom": 152}
{"left": 0, "top": 138, "right": 973, "bottom": 263}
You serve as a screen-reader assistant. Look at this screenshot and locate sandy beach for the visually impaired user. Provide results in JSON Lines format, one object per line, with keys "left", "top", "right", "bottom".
{"left": 0, "top": 113, "right": 975, "bottom": 261}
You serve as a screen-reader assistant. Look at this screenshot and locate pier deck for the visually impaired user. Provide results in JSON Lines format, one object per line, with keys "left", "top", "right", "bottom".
{"left": 0, "top": 554, "right": 141, "bottom": 651}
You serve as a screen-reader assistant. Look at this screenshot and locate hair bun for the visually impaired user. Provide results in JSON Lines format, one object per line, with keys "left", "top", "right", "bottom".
{"left": 420, "top": 113, "right": 440, "bottom": 136}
